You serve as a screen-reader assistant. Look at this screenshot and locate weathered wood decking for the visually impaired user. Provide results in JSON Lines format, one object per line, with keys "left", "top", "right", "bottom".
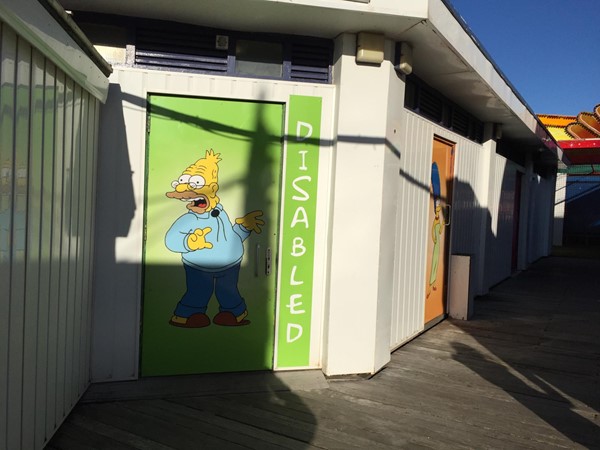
{"left": 46, "top": 255, "right": 600, "bottom": 449}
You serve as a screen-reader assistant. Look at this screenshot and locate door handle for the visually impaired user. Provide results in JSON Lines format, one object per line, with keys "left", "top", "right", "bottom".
{"left": 445, "top": 204, "right": 451, "bottom": 226}
{"left": 255, "top": 244, "right": 260, "bottom": 277}
{"left": 265, "top": 247, "right": 272, "bottom": 276}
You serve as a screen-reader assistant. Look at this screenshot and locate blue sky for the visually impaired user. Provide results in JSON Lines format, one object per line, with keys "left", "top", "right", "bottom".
{"left": 448, "top": 0, "right": 600, "bottom": 116}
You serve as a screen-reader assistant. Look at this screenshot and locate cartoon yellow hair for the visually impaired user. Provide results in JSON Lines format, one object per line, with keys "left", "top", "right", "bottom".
{"left": 184, "top": 149, "right": 221, "bottom": 184}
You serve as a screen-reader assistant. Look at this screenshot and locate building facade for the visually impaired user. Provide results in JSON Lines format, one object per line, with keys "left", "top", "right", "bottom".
{"left": 59, "top": 0, "right": 560, "bottom": 382}
{"left": 0, "top": 1, "right": 109, "bottom": 448}
{"left": 1, "top": 0, "right": 561, "bottom": 447}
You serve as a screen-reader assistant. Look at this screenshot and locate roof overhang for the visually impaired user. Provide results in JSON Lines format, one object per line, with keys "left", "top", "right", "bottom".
{"left": 558, "top": 140, "right": 600, "bottom": 165}
{"left": 1, "top": 0, "right": 110, "bottom": 101}
{"left": 58, "top": 0, "right": 555, "bottom": 152}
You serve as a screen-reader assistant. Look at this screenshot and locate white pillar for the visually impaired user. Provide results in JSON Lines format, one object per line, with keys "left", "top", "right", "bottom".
{"left": 322, "top": 34, "right": 393, "bottom": 376}
{"left": 519, "top": 152, "right": 534, "bottom": 269}
{"left": 474, "top": 123, "right": 496, "bottom": 295}
{"left": 553, "top": 172, "right": 566, "bottom": 246}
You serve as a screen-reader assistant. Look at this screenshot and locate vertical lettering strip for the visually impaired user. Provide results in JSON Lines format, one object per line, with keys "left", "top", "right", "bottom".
{"left": 276, "top": 96, "right": 322, "bottom": 368}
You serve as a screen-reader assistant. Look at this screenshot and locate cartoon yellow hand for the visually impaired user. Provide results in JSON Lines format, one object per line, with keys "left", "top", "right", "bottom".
{"left": 187, "top": 227, "right": 213, "bottom": 250}
{"left": 235, "top": 210, "right": 264, "bottom": 234}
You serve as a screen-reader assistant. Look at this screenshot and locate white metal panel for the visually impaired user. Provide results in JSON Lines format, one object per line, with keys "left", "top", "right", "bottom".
{"left": 21, "top": 46, "right": 44, "bottom": 450}
{"left": 527, "top": 175, "right": 555, "bottom": 263}
{"left": 0, "top": 22, "right": 16, "bottom": 450}
{"left": 484, "top": 156, "right": 519, "bottom": 289}
{"left": 0, "top": 20, "right": 101, "bottom": 450}
{"left": 391, "top": 111, "right": 431, "bottom": 348}
{"left": 553, "top": 173, "right": 566, "bottom": 246}
{"left": 47, "top": 66, "right": 66, "bottom": 439}
{"left": 447, "top": 127, "right": 486, "bottom": 297}
{"left": 391, "top": 110, "right": 485, "bottom": 348}
{"left": 7, "top": 34, "right": 31, "bottom": 450}
{"left": 36, "top": 57, "right": 57, "bottom": 450}
{"left": 92, "top": 67, "right": 336, "bottom": 381}
{"left": 56, "top": 71, "right": 73, "bottom": 425}
{"left": 0, "top": 0, "right": 109, "bottom": 101}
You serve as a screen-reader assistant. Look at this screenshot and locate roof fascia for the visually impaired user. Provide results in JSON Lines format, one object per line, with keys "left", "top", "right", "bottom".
{"left": 0, "top": 0, "right": 109, "bottom": 102}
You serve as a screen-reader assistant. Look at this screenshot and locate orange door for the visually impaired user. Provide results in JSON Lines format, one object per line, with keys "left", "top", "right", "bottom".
{"left": 424, "top": 137, "right": 454, "bottom": 325}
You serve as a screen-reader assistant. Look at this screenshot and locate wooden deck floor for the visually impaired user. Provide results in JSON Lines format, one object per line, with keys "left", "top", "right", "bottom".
{"left": 46, "top": 255, "right": 600, "bottom": 449}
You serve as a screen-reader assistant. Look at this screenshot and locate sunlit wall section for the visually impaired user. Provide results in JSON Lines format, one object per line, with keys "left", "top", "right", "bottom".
{"left": 527, "top": 174, "right": 555, "bottom": 263}
{"left": 391, "top": 111, "right": 432, "bottom": 348}
{"left": 0, "top": 21, "right": 100, "bottom": 450}
{"left": 484, "top": 155, "right": 519, "bottom": 288}
{"left": 448, "top": 128, "right": 486, "bottom": 295}
{"left": 390, "top": 110, "right": 484, "bottom": 348}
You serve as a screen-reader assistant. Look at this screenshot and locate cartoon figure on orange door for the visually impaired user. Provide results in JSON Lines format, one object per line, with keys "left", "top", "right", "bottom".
{"left": 165, "top": 149, "right": 264, "bottom": 328}
{"left": 427, "top": 162, "right": 446, "bottom": 299}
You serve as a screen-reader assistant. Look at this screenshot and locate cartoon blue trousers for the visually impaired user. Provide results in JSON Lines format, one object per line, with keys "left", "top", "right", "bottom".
{"left": 174, "top": 263, "right": 247, "bottom": 318}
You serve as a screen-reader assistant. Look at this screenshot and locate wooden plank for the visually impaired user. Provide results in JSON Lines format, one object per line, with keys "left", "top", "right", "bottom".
{"left": 177, "top": 394, "right": 396, "bottom": 449}
{"left": 48, "top": 421, "right": 138, "bottom": 450}
{"left": 58, "top": 413, "right": 174, "bottom": 450}
{"left": 82, "top": 369, "right": 328, "bottom": 403}
{"left": 297, "top": 387, "right": 517, "bottom": 449}
{"left": 72, "top": 401, "right": 247, "bottom": 449}
{"left": 228, "top": 391, "right": 419, "bottom": 448}
{"left": 46, "top": 256, "right": 599, "bottom": 449}
{"left": 124, "top": 398, "right": 311, "bottom": 450}
{"left": 328, "top": 379, "right": 575, "bottom": 449}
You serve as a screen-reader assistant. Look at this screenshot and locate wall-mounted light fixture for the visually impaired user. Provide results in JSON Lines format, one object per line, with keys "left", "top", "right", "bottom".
{"left": 395, "top": 42, "right": 413, "bottom": 75}
{"left": 356, "top": 32, "right": 385, "bottom": 65}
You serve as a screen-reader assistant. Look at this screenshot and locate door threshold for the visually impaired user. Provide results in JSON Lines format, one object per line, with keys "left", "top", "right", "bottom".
{"left": 81, "top": 369, "right": 328, "bottom": 403}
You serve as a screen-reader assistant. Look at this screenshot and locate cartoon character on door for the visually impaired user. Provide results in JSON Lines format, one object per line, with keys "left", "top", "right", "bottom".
{"left": 165, "top": 149, "right": 264, "bottom": 328}
{"left": 427, "top": 162, "right": 446, "bottom": 299}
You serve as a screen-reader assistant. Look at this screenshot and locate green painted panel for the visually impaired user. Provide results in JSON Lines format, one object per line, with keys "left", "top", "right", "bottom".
{"left": 276, "top": 95, "right": 322, "bottom": 368}
{"left": 142, "top": 96, "right": 283, "bottom": 375}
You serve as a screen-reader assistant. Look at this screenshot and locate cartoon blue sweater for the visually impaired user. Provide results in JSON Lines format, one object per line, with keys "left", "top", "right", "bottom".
{"left": 165, "top": 204, "right": 250, "bottom": 272}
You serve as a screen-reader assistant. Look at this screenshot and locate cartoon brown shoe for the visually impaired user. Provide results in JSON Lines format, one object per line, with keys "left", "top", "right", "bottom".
{"left": 169, "top": 313, "right": 210, "bottom": 328}
{"left": 213, "top": 310, "right": 250, "bottom": 326}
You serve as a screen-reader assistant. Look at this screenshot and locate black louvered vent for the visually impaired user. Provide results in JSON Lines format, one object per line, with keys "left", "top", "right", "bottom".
{"left": 404, "top": 75, "right": 484, "bottom": 143}
{"left": 451, "top": 107, "right": 469, "bottom": 136}
{"left": 290, "top": 42, "right": 332, "bottom": 83}
{"left": 418, "top": 88, "right": 444, "bottom": 123}
{"left": 471, "top": 121, "right": 484, "bottom": 142}
{"left": 135, "top": 28, "right": 228, "bottom": 74}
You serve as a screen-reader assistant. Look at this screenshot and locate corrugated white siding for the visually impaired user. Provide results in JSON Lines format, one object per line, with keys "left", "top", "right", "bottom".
{"left": 448, "top": 126, "right": 486, "bottom": 296}
{"left": 484, "top": 156, "right": 519, "bottom": 288}
{"left": 390, "top": 112, "right": 431, "bottom": 347}
{"left": 390, "top": 110, "right": 484, "bottom": 348}
{"left": 527, "top": 174, "right": 555, "bottom": 263}
{"left": 0, "top": 22, "right": 99, "bottom": 450}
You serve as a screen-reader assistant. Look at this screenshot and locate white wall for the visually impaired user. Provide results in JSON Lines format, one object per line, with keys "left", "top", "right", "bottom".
{"left": 527, "top": 173, "right": 555, "bottom": 263}
{"left": 91, "top": 67, "right": 336, "bottom": 381}
{"left": 322, "top": 34, "right": 396, "bottom": 375}
{"left": 390, "top": 110, "right": 486, "bottom": 348}
{"left": 553, "top": 173, "right": 566, "bottom": 246}
{"left": 0, "top": 21, "right": 100, "bottom": 450}
{"left": 484, "top": 155, "right": 520, "bottom": 288}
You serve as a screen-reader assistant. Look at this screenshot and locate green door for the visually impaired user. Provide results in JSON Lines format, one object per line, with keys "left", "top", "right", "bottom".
{"left": 141, "top": 95, "right": 283, "bottom": 376}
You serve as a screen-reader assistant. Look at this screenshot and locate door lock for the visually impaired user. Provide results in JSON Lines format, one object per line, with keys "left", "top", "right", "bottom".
{"left": 265, "top": 247, "right": 272, "bottom": 276}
